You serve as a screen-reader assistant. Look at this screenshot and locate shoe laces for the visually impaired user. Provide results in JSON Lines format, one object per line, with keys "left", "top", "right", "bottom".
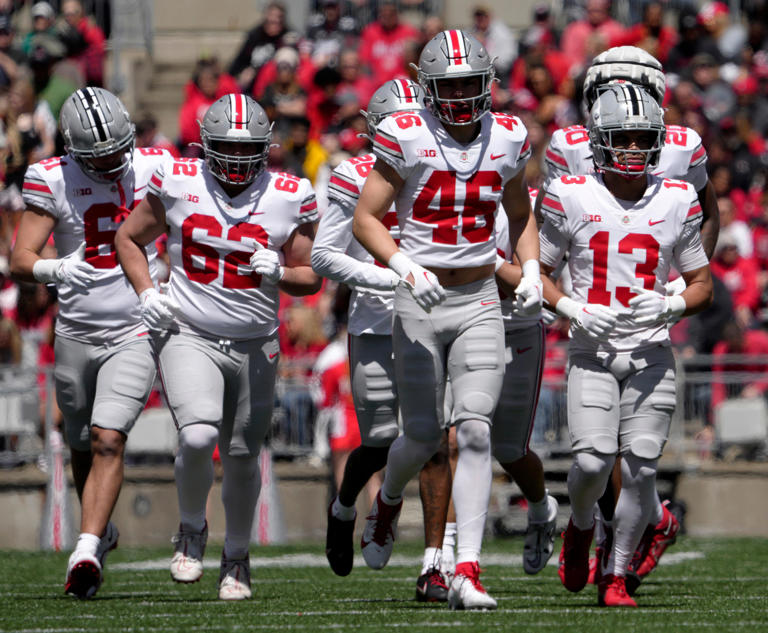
{"left": 456, "top": 562, "right": 486, "bottom": 592}
{"left": 610, "top": 575, "right": 629, "bottom": 598}
{"left": 426, "top": 567, "right": 448, "bottom": 590}
{"left": 366, "top": 498, "right": 398, "bottom": 546}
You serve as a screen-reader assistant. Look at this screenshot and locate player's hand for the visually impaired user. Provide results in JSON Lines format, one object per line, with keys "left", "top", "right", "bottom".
{"left": 249, "top": 242, "right": 284, "bottom": 284}
{"left": 140, "top": 287, "right": 181, "bottom": 331}
{"left": 388, "top": 252, "right": 446, "bottom": 312}
{"left": 513, "top": 276, "right": 543, "bottom": 316}
{"left": 629, "top": 286, "right": 686, "bottom": 325}
{"left": 574, "top": 303, "right": 619, "bottom": 336}
{"left": 665, "top": 276, "right": 686, "bottom": 296}
{"left": 33, "top": 243, "right": 98, "bottom": 294}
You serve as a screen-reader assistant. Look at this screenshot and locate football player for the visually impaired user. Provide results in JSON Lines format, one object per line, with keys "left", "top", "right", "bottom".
{"left": 313, "top": 79, "right": 453, "bottom": 602}
{"left": 543, "top": 45, "right": 718, "bottom": 586}
{"left": 10, "top": 87, "right": 171, "bottom": 599}
{"left": 115, "top": 94, "right": 321, "bottom": 601}
{"left": 352, "top": 30, "right": 542, "bottom": 610}
{"left": 539, "top": 84, "right": 713, "bottom": 607}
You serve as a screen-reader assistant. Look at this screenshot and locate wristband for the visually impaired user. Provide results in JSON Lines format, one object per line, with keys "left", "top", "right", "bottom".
{"left": 668, "top": 294, "right": 686, "bottom": 318}
{"left": 555, "top": 296, "right": 581, "bottom": 320}
{"left": 521, "top": 259, "right": 540, "bottom": 280}
{"left": 495, "top": 254, "right": 506, "bottom": 272}
{"left": 32, "top": 259, "right": 58, "bottom": 284}
{"left": 388, "top": 251, "right": 412, "bottom": 278}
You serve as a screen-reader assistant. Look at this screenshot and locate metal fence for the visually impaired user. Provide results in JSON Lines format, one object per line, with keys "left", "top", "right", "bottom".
{"left": 1, "top": 352, "right": 767, "bottom": 469}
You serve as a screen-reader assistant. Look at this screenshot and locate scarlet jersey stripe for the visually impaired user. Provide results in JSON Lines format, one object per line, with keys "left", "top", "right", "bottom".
{"left": 300, "top": 200, "right": 318, "bottom": 214}
{"left": 541, "top": 195, "right": 565, "bottom": 216}
{"left": 545, "top": 148, "right": 568, "bottom": 167}
{"left": 686, "top": 202, "right": 702, "bottom": 218}
{"left": 22, "top": 181, "right": 53, "bottom": 194}
{"left": 690, "top": 144, "right": 706, "bottom": 167}
{"left": 373, "top": 131, "right": 404, "bottom": 159}
{"left": 329, "top": 174, "right": 360, "bottom": 196}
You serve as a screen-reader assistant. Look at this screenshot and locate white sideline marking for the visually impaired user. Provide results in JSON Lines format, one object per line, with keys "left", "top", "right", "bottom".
{"left": 111, "top": 550, "right": 703, "bottom": 572}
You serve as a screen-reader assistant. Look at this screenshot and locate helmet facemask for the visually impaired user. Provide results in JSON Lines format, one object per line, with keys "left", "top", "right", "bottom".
{"left": 201, "top": 135, "right": 270, "bottom": 185}
{"left": 420, "top": 69, "right": 493, "bottom": 126}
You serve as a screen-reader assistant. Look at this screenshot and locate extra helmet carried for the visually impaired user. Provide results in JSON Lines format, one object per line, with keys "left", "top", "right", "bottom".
{"left": 588, "top": 83, "right": 666, "bottom": 176}
{"left": 416, "top": 29, "right": 494, "bottom": 126}
{"left": 361, "top": 79, "right": 424, "bottom": 138}
{"left": 583, "top": 46, "right": 666, "bottom": 110}
{"left": 199, "top": 93, "right": 272, "bottom": 185}
{"left": 59, "top": 87, "right": 135, "bottom": 182}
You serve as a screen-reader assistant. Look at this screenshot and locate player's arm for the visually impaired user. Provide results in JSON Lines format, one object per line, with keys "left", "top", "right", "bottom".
{"left": 10, "top": 205, "right": 57, "bottom": 282}
{"left": 311, "top": 198, "right": 398, "bottom": 291}
{"left": 352, "top": 160, "right": 402, "bottom": 266}
{"left": 495, "top": 260, "right": 522, "bottom": 298}
{"left": 677, "top": 265, "right": 713, "bottom": 317}
{"left": 280, "top": 221, "right": 323, "bottom": 296}
{"left": 697, "top": 180, "right": 719, "bottom": 260}
{"left": 115, "top": 192, "right": 168, "bottom": 296}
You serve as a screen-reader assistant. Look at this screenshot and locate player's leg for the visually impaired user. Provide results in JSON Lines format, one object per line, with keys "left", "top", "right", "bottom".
{"left": 560, "top": 353, "right": 619, "bottom": 593}
{"left": 441, "top": 426, "right": 458, "bottom": 581}
{"left": 446, "top": 279, "right": 505, "bottom": 610}
{"left": 493, "top": 324, "right": 559, "bottom": 574}
{"left": 159, "top": 333, "right": 225, "bottom": 584}
{"left": 327, "top": 334, "right": 396, "bottom": 576}
{"left": 361, "top": 286, "right": 446, "bottom": 570}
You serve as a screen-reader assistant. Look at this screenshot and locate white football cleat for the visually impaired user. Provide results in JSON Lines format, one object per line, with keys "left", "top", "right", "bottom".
{"left": 96, "top": 521, "right": 119, "bottom": 569}
{"left": 65, "top": 551, "right": 103, "bottom": 599}
{"left": 523, "top": 495, "right": 559, "bottom": 574}
{"left": 360, "top": 491, "right": 402, "bottom": 570}
{"left": 448, "top": 561, "right": 497, "bottom": 610}
{"left": 218, "top": 552, "right": 252, "bottom": 601}
{"left": 170, "top": 522, "right": 208, "bottom": 583}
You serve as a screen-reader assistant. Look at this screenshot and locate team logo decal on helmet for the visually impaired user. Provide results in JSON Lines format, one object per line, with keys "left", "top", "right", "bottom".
{"left": 588, "top": 83, "right": 666, "bottom": 177}
{"left": 199, "top": 93, "right": 272, "bottom": 185}
{"left": 360, "top": 78, "right": 425, "bottom": 138}
{"left": 60, "top": 87, "right": 135, "bottom": 182}
{"left": 416, "top": 29, "right": 494, "bottom": 126}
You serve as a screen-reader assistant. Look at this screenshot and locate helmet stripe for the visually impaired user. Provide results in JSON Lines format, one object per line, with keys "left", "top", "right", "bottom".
{"left": 444, "top": 29, "right": 465, "bottom": 65}
{"left": 399, "top": 79, "right": 415, "bottom": 103}
{"left": 77, "top": 88, "right": 108, "bottom": 143}
{"left": 229, "top": 93, "right": 247, "bottom": 130}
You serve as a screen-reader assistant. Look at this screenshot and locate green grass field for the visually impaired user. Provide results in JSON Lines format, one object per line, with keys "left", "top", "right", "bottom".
{"left": 2, "top": 537, "right": 767, "bottom": 632}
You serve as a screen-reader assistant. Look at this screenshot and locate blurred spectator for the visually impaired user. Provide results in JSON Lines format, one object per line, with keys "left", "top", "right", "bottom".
{"left": 228, "top": 2, "right": 296, "bottom": 93}
{"left": 560, "top": 0, "right": 625, "bottom": 74}
{"left": 519, "top": 3, "right": 558, "bottom": 58}
{"left": 251, "top": 44, "right": 316, "bottom": 100}
{"left": 0, "top": 14, "right": 24, "bottom": 88}
{"left": 59, "top": 0, "right": 106, "bottom": 87}
{"left": 0, "top": 310, "right": 21, "bottom": 364}
{"left": 697, "top": 1, "right": 746, "bottom": 63}
{"left": 135, "top": 112, "right": 180, "bottom": 158}
{"left": 334, "top": 49, "right": 375, "bottom": 118}
{"left": 710, "top": 320, "right": 768, "bottom": 411}
{"left": 421, "top": 14, "right": 445, "bottom": 46}
{"left": 22, "top": 2, "right": 58, "bottom": 58}
{"left": 260, "top": 46, "right": 308, "bottom": 132}
{"left": 508, "top": 29, "right": 572, "bottom": 102}
{"left": 9, "top": 77, "right": 56, "bottom": 165}
{"left": 610, "top": 1, "right": 677, "bottom": 64}
{"left": 716, "top": 196, "right": 753, "bottom": 258}
{"left": 27, "top": 37, "right": 81, "bottom": 120}
{"left": 306, "top": 64, "right": 342, "bottom": 139}
{"left": 0, "top": 254, "right": 17, "bottom": 317}
{"left": 281, "top": 115, "right": 328, "bottom": 184}
{"left": 306, "top": 0, "right": 358, "bottom": 69}
{"left": 470, "top": 5, "right": 517, "bottom": 87}
{"left": 710, "top": 234, "right": 761, "bottom": 328}
{"left": 684, "top": 273, "right": 735, "bottom": 356}
{"left": 12, "top": 281, "right": 56, "bottom": 372}
{"left": 688, "top": 53, "right": 735, "bottom": 127}
{"left": 358, "top": 0, "right": 419, "bottom": 85}
{"left": 177, "top": 57, "right": 239, "bottom": 155}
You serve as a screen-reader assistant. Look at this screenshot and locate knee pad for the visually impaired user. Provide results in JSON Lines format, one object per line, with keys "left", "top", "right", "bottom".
{"left": 628, "top": 435, "right": 665, "bottom": 460}
{"left": 573, "top": 451, "right": 614, "bottom": 479}
{"left": 456, "top": 419, "right": 491, "bottom": 453}
{"left": 179, "top": 423, "right": 219, "bottom": 455}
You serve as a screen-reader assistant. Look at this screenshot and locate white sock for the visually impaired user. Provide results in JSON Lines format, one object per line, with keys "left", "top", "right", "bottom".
{"left": 380, "top": 435, "right": 439, "bottom": 503}
{"left": 175, "top": 424, "right": 219, "bottom": 533}
{"left": 527, "top": 491, "right": 550, "bottom": 523}
{"left": 442, "top": 522, "right": 457, "bottom": 551}
{"left": 221, "top": 452, "right": 261, "bottom": 560}
{"left": 421, "top": 546, "right": 442, "bottom": 574}
{"left": 75, "top": 532, "right": 101, "bottom": 557}
{"left": 332, "top": 496, "right": 356, "bottom": 521}
{"left": 568, "top": 452, "right": 614, "bottom": 530}
{"left": 453, "top": 420, "right": 492, "bottom": 565}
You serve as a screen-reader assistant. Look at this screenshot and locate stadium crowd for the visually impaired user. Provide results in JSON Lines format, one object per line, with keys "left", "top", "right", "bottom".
{"left": 0, "top": 0, "right": 767, "bottom": 468}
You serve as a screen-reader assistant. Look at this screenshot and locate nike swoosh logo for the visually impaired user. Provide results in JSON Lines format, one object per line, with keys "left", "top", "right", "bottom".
{"left": 480, "top": 300, "right": 497, "bottom": 305}
{"left": 249, "top": 211, "right": 265, "bottom": 216}
{"left": 134, "top": 185, "right": 147, "bottom": 192}
{"left": 417, "top": 581, "right": 429, "bottom": 595}
{"left": 268, "top": 352, "right": 279, "bottom": 359}
{"left": 490, "top": 153, "right": 506, "bottom": 160}
{"left": 517, "top": 346, "right": 532, "bottom": 354}
{"left": 648, "top": 219, "right": 665, "bottom": 226}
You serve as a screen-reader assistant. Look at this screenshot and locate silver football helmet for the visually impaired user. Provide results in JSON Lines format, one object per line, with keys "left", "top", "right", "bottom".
{"left": 415, "top": 29, "right": 494, "bottom": 126}
{"left": 588, "top": 83, "right": 666, "bottom": 177}
{"left": 583, "top": 46, "right": 666, "bottom": 110}
{"left": 199, "top": 93, "right": 271, "bottom": 185}
{"left": 360, "top": 79, "right": 425, "bottom": 138}
{"left": 59, "top": 87, "right": 135, "bottom": 182}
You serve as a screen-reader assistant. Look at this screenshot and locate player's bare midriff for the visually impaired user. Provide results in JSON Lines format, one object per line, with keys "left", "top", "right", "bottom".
{"left": 425, "top": 263, "right": 495, "bottom": 286}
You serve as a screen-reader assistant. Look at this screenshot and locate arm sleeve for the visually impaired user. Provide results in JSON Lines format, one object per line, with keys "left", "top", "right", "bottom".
{"left": 539, "top": 215, "right": 568, "bottom": 269}
{"left": 311, "top": 199, "right": 396, "bottom": 291}
{"left": 371, "top": 115, "right": 410, "bottom": 180}
{"left": 21, "top": 163, "right": 58, "bottom": 215}
{"left": 674, "top": 191, "right": 710, "bottom": 272}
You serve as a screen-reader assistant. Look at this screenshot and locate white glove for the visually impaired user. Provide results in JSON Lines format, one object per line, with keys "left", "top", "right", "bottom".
{"left": 32, "top": 243, "right": 98, "bottom": 294}
{"left": 139, "top": 287, "right": 181, "bottom": 331}
{"left": 556, "top": 296, "right": 618, "bottom": 337}
{"left": 513, "top": 260, "right": 543, "bottom": 316}
{"left": 389, "top": 251, "right": 446, "bottom": 312}
{"left": 628, "top": 286, "right": 686, "bottom": 326}
{"left": 249, "top": 242, "right": 284, "bottom": 284}
{"left": 665, "top": 276, "right": 686, "bottom": 296}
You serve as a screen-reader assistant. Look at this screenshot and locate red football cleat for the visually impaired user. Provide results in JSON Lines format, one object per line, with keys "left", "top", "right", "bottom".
{"left": 598, "top": 574, "right": 638, "bottom": 608}
{"left": 634, "top": 501, "right": 680, "bottom": 578}
{"left": 558, "top": 518, "right": 594, "bottom": 593}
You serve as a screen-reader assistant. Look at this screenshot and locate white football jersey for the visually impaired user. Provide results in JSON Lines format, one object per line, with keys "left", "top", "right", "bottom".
{"left": 22, "top": 147, "right": 169, "bottom": 343}
{"left": 496, "top": 186, "right": 541, "bottom": 331}
{"left": 539, "top": 173, "right": 709, "bottom": 353}
{"left": 320, "top": 153, "right": 399, "bottom": 336}
{"left": 373, "top": 109, "right": 530, "bottom": 268}
{"left": 545, "top": 124, "right": 708, "bottom": 191}
{"left": 148, "top": 160, "right": 318, "bottom": 339}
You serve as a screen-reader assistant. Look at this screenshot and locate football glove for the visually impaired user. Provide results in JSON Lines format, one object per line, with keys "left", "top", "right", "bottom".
{"left": 389, "top": 251, "right": 446, "bottom": 312}
{"left": 628, "top": 286, "right": 686, "bottom": 326}
{"left": 249, "top": 242, "right": 284, "bottom": 284}
{"left": 32, "top": 243, "right": 98, "bottom": 294}
{"left": 139, "top": 287, "right": 181, "bottom": 331}
{"left": 664, "top": 276, "right": 686, "bottom": 296}
{"left": 556, "top": 296, "right": 618, "bottom": 337}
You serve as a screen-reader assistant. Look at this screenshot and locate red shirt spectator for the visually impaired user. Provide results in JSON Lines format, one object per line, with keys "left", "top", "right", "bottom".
{"left": 358, "top": 2, "right": 419, "bottom": 85}
{"left": 178, "top": 58, "right": 239, "bottom": 153}
{"left": 609, "top": 1, "right": 677, "bottom": 63}
{"left": 560, "top": 0, "right": 625, "bottom": 73}
{"left": 61, "top": 0, "right": 106, "bottom": 86}
{"left": 711, "top": 323, "right": 768, "bottom": 410}
{"left": 710, "top": 240, "right": 761, "bottom": 323}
